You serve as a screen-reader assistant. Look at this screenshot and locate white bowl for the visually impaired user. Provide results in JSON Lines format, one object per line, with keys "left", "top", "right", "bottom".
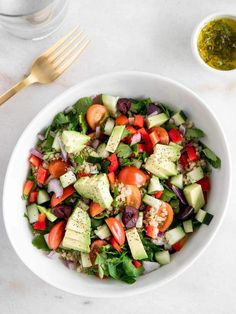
{"left": 191, "top": 12, "right": 236, "bottom": 73}
{"left": 3, "top": 71, "right": 231, "bottom": 297}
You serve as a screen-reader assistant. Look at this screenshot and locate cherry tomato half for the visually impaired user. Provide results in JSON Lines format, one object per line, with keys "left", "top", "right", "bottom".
{"left": 48, "top": 160, "right": 69, "bottom": 178}
{"left": 86, "top": 104, "right": 108, "bottom": 130}
{"left": 118, "top": 166, "right": 147, "bottom": 187}
{"left": 89, "top": 240, "right": 107, "bottom": 265}
{"left": 126, "top": 185, "right": 141, "bottom": 209}
{"left": 105, "top": 218, "right": 125, "bottom": 246}
{"left": 149, "top": 127, "right": 169, "bottom": 145}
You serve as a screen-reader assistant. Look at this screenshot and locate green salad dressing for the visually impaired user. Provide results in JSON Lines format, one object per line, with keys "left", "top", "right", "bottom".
{"left": 197, "top": 18, "right": 236, "bottom": 70}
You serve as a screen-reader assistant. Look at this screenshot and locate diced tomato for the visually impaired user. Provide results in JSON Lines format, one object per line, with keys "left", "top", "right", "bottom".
{"left": 48, "top": 221, "right": 66, "bottom": 250}
{"left": 172, "top": 236, "right": 188, "bottom": 251}
{"left": 33, "top": 213, "right": 46, "bottom": 230}
{"left": 133, "top": 260, "right": 142, "bottom": 268}
{"left": 23, "top": 180, "right": 34, "bottom": 197}
{"left": 146, "top": 224, "right": 157, "bottom": 238}
{"left": 155, "top": 191, "right": 163, "bottom": 199}
{"left": 36, "top": 166, "right": 48, "bottom": 185}
{"left": 149, "top": 131, "right": 160, "bottom": 146}
{"left": 78, "top": 172, "right": 92, "bottom": 178}
{"left": 29, "top": 191, "right": 38, "bottom": 204}
{"left": 168, "top": 129, "right": 183, "bottom": 143}
{"left": 111, "top": 237, "right": 122, "bottom": 253}
{"left": 179, "top": 153, "right": 188, "bottom": 168}
{"left": 90, "top": 240, "right": 107, "bottom": 265}
{"left": 186, "top": 146, "right": 198, "bottom": 161}
{"left": 126, "top": 125, "right": 136, "bottom": 135}
{"left": 137, "top": 144, "right": 146, "bottom": 153}
{"left": 107, "top": 172, "right": 116, "bottom": 185}
{"left": 137, "top": 128, "right": 150, "bottom": 142}
{"left": 105, "top": 218, "right": 125, "bottom": 246}
{"left": 29, "top": 155, "right": 42, "bottom": 168}
{"left": 51, "top": 186, "right": 76, "bottom": 207}
{"left": 48, "top": 160, "right": 69, "bottom": 178}
{"left": 89, "top": 202, "right": 105, "bottom": 217}
{"left": 149, "top": 127, "right": 169, "bottom": 145}
{"left": 115, "top": 115, "right": 129, "bottom": 125}
{"left": 107, "top": 153, "right": 119, "bottom": 172}
{"left": 134, "top": 115, "right": 144, "bottom": 128}
{"left": 197, "top": 177, "right": 210, "bottom": 192}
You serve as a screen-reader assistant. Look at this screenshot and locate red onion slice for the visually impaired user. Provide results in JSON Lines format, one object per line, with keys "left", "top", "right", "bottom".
{"left": 91, "top": 139, "right": 100, "bottom": 149}
{"left": 37, "top": 133, "right": 45, "bottom": 141}
{"left": 58, "top": 137, "right": 68, "bottom": 161}
{"left": 30, "top": 148, "right": 44, "bottom": 159}
{"left": 95, "top": 126, "right": 101, "bottom": 138}
{"left": 179, "top": 125, "right": 186, "bottom": 136}
{"left": 143, "top": 261, "right": 160, "bottom": 274}
{"left": 131, "top": 132, "right": 141, "bottom": 146}
{"left": 48, "top": 179, "right": 63, "bottom": 198}
{"left": 171, "top": 185, "right": 187, "bottom": 204}
{"left": 47, "top": 251, "right": 55, "bottom": 258}
{"left": 64, "top": 105, "right": 73, "bottom": 113}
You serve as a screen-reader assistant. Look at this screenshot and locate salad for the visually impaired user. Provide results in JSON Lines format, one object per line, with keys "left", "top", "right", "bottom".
{"left": 23, "top": 94, "right": 221, "bottom": 284}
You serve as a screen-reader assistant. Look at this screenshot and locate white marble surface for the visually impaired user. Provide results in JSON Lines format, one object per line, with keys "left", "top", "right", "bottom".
{"left": 0, "top": 0, "right": 236, "bottom": 313}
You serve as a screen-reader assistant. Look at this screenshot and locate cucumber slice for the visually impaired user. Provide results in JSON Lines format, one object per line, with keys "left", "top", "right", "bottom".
{"left": 37, "top": 190, "right": 50, "bottom": 205}
{"left": 27, "top": 204, "right": 39, "bottom": 223}
{"left": 136, "top": 212, "right": 143, "bottom": 228}
{"left": 171, "top": 111, "right": 187, "bottom": 126}
{"left": 170, "top": 174, "right": 183, "bottom": 189}
{"left": 143, "top": 194, "right": 162, "bottom": 209}
{"left": 37, "top": 205, "right": 57, "bottom": 222}
{"left": 81, "top": 252, "right": 92, "bottom": 268}
{"left": 165, "top": 226, "right": 185, "bottom": 245}
{"left": 44, "top": 233, "right": 49, "bottom": 247}
{"left": 133, "top": 159, "right": 143, "bottom": 169}
{"left": 60, "top": 171, "right": 77, "bottom": 188}
{"left": 155, "top": 250, "right": 170, "bottom": 265}
{"left": 148, "top": 176, "right": 164, "bottom": 194}
{"left": 146, "top": 113, "right": 169, "bottom": 129}
{"left": 94, "top": 224, "right": 111, "bottom": 239}
{"left": 102, "top": 94, "right": 119, "bottom": 117}
{"left": 183, "top": 220, "right": 193, "bottom": 233}
{"left": 52, "top": 132, "right": 61, "bottom": 151}
{"left": 104, "top": 118, "right": 115, "bottom": 135}
{"left": 187, "top": 166, "right": 204, "bottom": 184}
{"left": 195, "top": 209, "right": 213, "bottom": 225}
{"left": 76, "top": 200, "right": 89, "bottom": 211}
{"left": 96, "top": 143, "right": 110, "bottom": 158}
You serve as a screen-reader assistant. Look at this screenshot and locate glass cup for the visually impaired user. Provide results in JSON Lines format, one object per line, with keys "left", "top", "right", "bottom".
{"left": 0, "top": 0, "right": 69, "bottom": 40}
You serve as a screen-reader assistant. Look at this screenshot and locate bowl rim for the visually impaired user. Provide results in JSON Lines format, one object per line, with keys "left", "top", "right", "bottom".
{"left": 191, "top": 11, "right": 236, "bottom": 73}
{"left": 2, "top": 71, "right": 232, "bottom": 297}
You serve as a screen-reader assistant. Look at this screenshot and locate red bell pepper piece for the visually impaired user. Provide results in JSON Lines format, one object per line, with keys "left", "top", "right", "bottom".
{"left": 138, "top": 128, "right": 150, "bottom": 142}
{"left": 155, "top": 191, "right": 163, "bottom": 199}
{"left": 172, "top": 236, "right": 188, "bottom": 251}
{"left": 78, "top": 172, "right": 92, "bottom": 178}
{"left": 145, "top": 224, "right": 157, "bottom": 238}
{"left": 168, "top": 129, "right": 183, "bottom": 143}
{"left": 107, "top": 154, "right": 119, "bottom": 172}
{"left": 186, "top": 146, "right": 198, "bottom": 161}
{"left": 197, "top": 177, "right": 210, "bottom": 192}
{"left": 137, "top": 144, "right": 146, "bottom": 153}
{"left": 133, "top": 260, "right": 142, "bottom": 268}
{"left": 149, "top": 131, "right": 160, "bottom": 147}
{"left": 33, "top": 213, "right": 46, "bottom": 230}
{"left": 179, "top": 153, "right": 188, "bottom": 168}
{"left": 134, "top": 115, "right": 144, "bottom": 128}
{"left": 36, "top": 166, "right": 48, "bottom": 185}
{"left": 51, "top": 186, "right": 76, "bottom": 207}
{"left": 29, "top": 191, "right": 38, "bottom": 204}
{"left": 111, "top": 237, "right": 122, "bottom": 253}
{"left": 29, "top": 154, "right": 42, "bottom": 168}
{"left": 115, "top": 115, "right": 129, "bottom": 125}
{"left": 126, "top": 125, "right": 136, "bottom": 135}
{"left": 107, "top": 172, "right": 116, "bottom": 185}
{"left": 23, "top": 180, "right": 34, "bottom": 197}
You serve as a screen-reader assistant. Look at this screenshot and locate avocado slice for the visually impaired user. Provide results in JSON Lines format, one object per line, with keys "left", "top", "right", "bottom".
{"left": 154, "top": 144, "right": 181, "bottom": 162}
{"left": 74, "top": 174, "right": 113, "bottom": 209}
{"left": 62, "top": 207, "right": 91, "bottom": 252}
{"left": 126, "top": 227, "right": 148, "bottom": 260}
{"left": 144, "top": 155, "right": 178, "bottom": 178}
{"left": 106, "top": 125, "right": 125, "bottom": 153}
{"left": 183, "top": 183, "right": 205, "bottom": 212}
{"left": 146, "top": 113, "right": 169, "bottom": 128}
{"left": 61, "top": 130, "right": 90, "bottom": 154}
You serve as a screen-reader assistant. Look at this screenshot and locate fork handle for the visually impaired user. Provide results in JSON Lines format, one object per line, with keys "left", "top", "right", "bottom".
{"left": 0, "top": 74, "right": 36, "bottom": 106}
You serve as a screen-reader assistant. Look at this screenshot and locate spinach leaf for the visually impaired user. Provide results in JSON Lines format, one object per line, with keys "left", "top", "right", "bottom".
{"left": 160, "top": 188, "right": 176, "bottom": 202}
{"left": 32, "top": 235, "right": 50, "bottom": 251}
{"left": 202, "top": 147, "right": 221, "bottom": 168}
{"left": 87, "top": 156, "right": 102, "bottom": 164}
{"left": 73, "top": 97, "right": 93, "bottom": 114}
{"left": 101, "top": 160, "right": 110, "bottom": 173}
{"left": 158, "top": 103, "right": 173, "bottom": 118}
{"left": 41, "top": 135, "right": 54, "bottom": 152}
{"left": 185, "top": 128, "right": 205, "bottom": 139}
{"left": 79, "top": 113, "right": 88, "bottom": 134}
{"left": 116, "top": 143, "right": 132, "bottom": 158}
{"left": 130, "top": 98, "right": 152, "bottom": 115}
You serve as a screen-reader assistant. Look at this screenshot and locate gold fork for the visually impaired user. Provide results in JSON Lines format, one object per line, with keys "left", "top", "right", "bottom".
{"left": 0, "top": 27, "right": 89, "bottom": 106}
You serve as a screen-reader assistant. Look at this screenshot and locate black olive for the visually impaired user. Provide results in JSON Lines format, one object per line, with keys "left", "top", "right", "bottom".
{"left": 122, "top": 206, "right": 139, "bottom": 229}
{"left": 52, "top": 205, "right": 72, "bottom": 219}
{"left": 117, "top": 98, "right": 131, "bottom": 115}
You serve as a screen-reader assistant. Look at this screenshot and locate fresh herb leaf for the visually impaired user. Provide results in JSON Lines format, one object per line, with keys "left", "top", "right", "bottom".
{"left": 41, "top": 135, "right": 54, "bottom": 152}
{"left": 113, "top": 186, "right": 119, "bottom": 198}
{"left": 116, "top": 143, "right": 132, "bottom": 158}
{"left": 185, "top": 128, "right": 205, "bottom": 139}
{"left": 87, "top": 156, "right": 102, "bottom": 164}
{"left": 71, "top": 154, "right": 84, "bottom": 164}
{"left": 73, "top": 97, "right": 93, "bottom": 114}
{"left": 170, "top": 198, "right": 180, "bottom": 213}
{"left": 121, "top": 128, "right": 130, "bottom": 139}
{"left": 158, "top": 103, "right": 173, "bottom": 118}
{"left": 160, "top": 188, "right": 176, "bottom": 202}
{"left": 53, "top": 112, "right": 69, "bottom": 126}
{"left": 202, "top": 147, "right": 221, "bottom": 168}
{"left": 119, "top": 158, "right": 136, "bottom": 166}
{"left": 130, "top": 98, "right": 152, "bottom": 115}
{"left": 32, "top": 234, "right": 50, "bottom": 251}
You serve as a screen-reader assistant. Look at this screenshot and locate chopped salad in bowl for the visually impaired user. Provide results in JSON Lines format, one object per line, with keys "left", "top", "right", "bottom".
{"left": 23, "top": 94, "right": 221, "bottom": 284}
